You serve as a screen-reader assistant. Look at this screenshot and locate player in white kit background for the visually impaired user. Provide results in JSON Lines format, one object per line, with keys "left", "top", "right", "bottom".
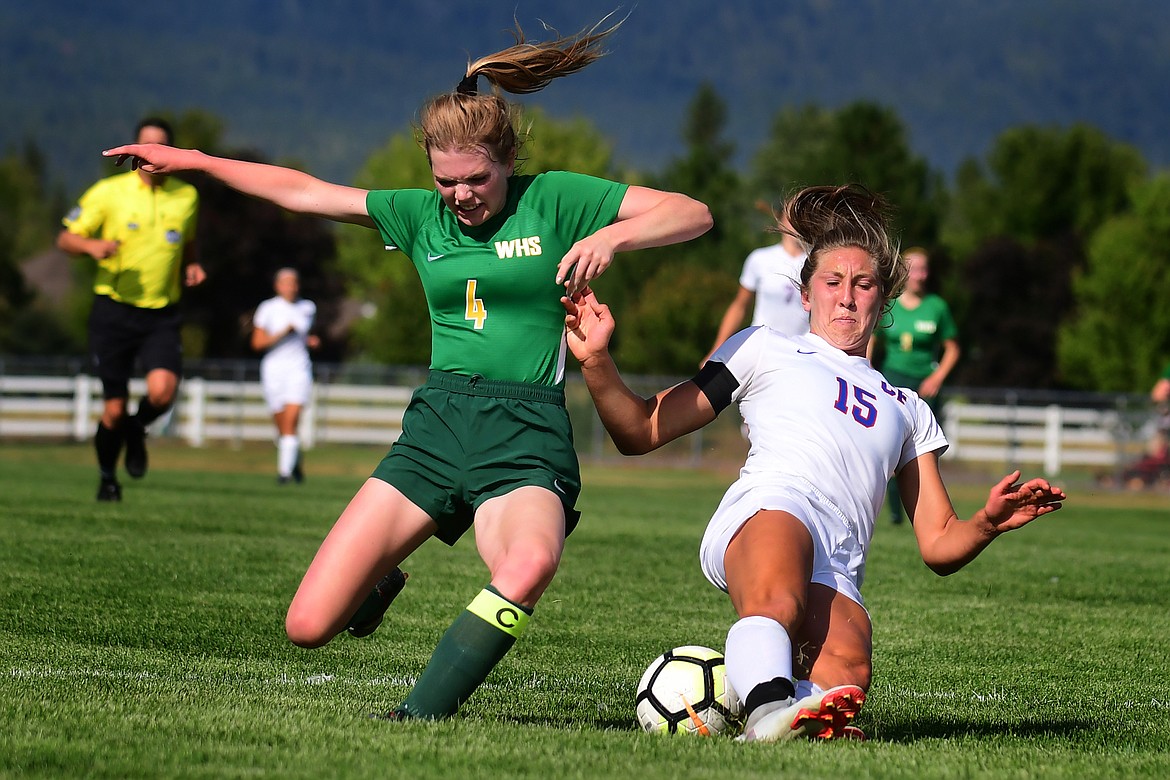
{"left": 252, "top": 267, "right": 318, "bottom": 484}
{"left": 564, "top": 184, "right": 1066, "bottom": 743}
{"left": 703, "top": 206, "right": 809, "bottom": 365}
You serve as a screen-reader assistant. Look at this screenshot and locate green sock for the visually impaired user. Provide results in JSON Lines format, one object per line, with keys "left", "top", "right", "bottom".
{"left": 397, "top": 585, "right": 532, "bottom": 719}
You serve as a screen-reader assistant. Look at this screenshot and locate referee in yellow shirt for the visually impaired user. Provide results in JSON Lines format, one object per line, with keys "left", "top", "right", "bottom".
{"left": 57, "top": 117, "right": 204, "bottom": 501}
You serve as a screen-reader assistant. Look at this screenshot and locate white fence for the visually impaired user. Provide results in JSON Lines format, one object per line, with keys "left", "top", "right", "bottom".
{"left": 0, "top": 374, "right": 413, "bottom": 449}
{"left": 940, "top": 399, "right": 1145, "bottom": 475}
{"left": 0, "top": 372, "right": 1155, "bottom": 475}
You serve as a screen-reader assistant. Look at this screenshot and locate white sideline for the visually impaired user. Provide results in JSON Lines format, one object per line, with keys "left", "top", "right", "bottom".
{"left": 6, "top": 666, "right": 417, "bottom": 689}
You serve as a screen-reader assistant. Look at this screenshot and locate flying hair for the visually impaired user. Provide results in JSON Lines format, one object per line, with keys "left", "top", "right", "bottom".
{"left": 780, "top": 184, "right": 908, "bottom": 306}
{"left": 460, "top": 11, "right": 625, "bottom": 96}
{"left": 418, "top": 11, "right": 626, "bottom": 162}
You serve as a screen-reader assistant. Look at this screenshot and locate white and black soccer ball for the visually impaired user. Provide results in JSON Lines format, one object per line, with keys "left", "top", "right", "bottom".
{"left": 635, "top": 645, "right": 743, "bottom": 736}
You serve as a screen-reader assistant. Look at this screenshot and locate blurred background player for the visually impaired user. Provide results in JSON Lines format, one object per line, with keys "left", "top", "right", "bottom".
{"left": 869, "top": 247, "right": 959, "bottom": 524}
{"left": 702, "top": 202, "right": 808, "bottom": 365}
{"left": 58, "top": 116, "right": 204, "bottom": 501}
{"left": 104, "top": 14, "right": 712, "bottom": 721}
{"left": 564, "top": 184, "right": 1064, "bottom": 743}
{"left": 1118, "top": 362, "right": 1170, "bottom": 488}
{"left": 252, "top": 267, "right": 319, "bottom": 484}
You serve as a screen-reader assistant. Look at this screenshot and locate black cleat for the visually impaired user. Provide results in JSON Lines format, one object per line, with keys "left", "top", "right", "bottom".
{"left": 124, "top": 420, "right": 148, "bottom": 479}
{"left": 96, "top": 478, "right": 122, "bottom": 502}
{"left": 347, "top": 568, "right": 409, "bottom": 638}
{"left": 292, "top": 459, "right": 304, "bottom": 484}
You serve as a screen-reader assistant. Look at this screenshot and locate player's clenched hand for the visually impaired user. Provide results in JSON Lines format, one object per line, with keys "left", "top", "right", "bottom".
{"left": 556, "top": 234, "right": 617, "bottom": 296}
{"left": 562, "top": 287, "right": 615, "bottom": 363}
{"left": 102, "top": 143, "right": 194, "bottom": 175}
{"left": 184, "top": 263, "right": 207, "bottom": 287}
{"left": 982, "top": 470, "right": 1066, "bottom": 533}
{"left": 89, "top": 239, "right": 120, "bottom": 260}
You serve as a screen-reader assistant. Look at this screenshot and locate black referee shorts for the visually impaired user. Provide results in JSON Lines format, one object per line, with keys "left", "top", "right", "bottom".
{"left": 88, "top": 295, "right": 183, "bottom": 399}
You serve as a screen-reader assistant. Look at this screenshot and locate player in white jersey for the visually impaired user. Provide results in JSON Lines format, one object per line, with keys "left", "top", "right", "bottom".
{"left": 703, "top": 211, "right": 809, "bottom": 365}
{"left": 565, "top": 184, "right": 1065, "bottom": 743}
{"left": 252, "top": 268, "right": 318, "bottom": 483}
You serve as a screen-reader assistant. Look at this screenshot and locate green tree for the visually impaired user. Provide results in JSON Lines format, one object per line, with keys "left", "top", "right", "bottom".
{"left": 950, "top": 235, "right": 1080, "bottom": 389}
{"left": 750, "top": 104, "right": 834, "bottom": 199}
{"left": 653, "top": 83, "right": 747, "bottom": 257}
{"left": 604, "top": 84, "right": 749, "bottom": 373}
{"left": 943, "top": 123, "right": 1146, "bottom": 258}
{"left": 752, "top": 101, "right": 944, "bottom": 246}
{"left": 339, "top": 108, "right": 620, "bottom": 364}
{"left": 1056, "top": 174, "right": 1170, "bottom": 392}
{"left": 941, "top": 124, "right": 1148, "bottom": 388}
{"left": 618, "top": 265, "right": 738, "bottom": 374}
{"left": 0, "top": 144, "right": 79, "bottom": 354}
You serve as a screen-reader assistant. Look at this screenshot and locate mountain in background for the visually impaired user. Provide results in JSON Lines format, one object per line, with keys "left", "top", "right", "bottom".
{"left": 4, "top": 0, "right": 1170, "bottom": 197}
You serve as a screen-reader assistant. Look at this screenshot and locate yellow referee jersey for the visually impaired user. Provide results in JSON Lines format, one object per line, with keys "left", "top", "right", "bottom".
{"left": 62, "top": 170, "right": 199, "bottom": 309}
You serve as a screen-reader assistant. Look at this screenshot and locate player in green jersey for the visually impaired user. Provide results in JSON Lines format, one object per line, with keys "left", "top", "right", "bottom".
{"left": 869, "top": 248, "right": 960, "bottom": 524}
{"left": 104, "top": 15, "right": 712, "bottom": 721}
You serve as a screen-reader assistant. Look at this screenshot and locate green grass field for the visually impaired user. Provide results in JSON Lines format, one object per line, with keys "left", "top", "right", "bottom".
{"left": 1, "top": 442, "right": 1168, "bottom": 779}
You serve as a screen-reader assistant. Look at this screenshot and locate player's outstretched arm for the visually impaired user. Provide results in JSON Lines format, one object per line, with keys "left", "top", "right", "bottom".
{"left": 564, "top": 289, "right": 715, "bottom": 455}
{"left": 101, "top": 144, "right": 374, "bottom": 227}
{"left": 901, "top": 455, "right": 1066, "bottom": 576}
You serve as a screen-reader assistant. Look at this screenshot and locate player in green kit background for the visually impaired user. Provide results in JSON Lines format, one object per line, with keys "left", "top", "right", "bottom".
{"left": 870, "top": 248, "right": 960, "bottom": 524}
{"left": 105, "top": 14, "right": 713, "bottom": 721}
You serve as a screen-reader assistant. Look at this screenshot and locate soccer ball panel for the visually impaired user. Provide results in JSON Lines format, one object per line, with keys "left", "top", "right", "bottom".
{"left": 635, "top": 645, "right": 743, "bottom": 736}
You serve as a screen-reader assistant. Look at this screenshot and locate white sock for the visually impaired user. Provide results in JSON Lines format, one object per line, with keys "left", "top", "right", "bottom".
{"left": 725, "top": 615, "right": 794, "bottom": 707}
{"left": 278, "top": 435, "right": 299, "bottom": 477}
{"left": 795, "top": 679, "right": 823, "bottom": 700}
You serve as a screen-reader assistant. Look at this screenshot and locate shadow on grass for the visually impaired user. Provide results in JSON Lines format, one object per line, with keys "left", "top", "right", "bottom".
{"left": 490, "top": 713, "right": 642, "bottom": 732}
{"left": 869, "top": 715, "right": 1097, "bottom": 743}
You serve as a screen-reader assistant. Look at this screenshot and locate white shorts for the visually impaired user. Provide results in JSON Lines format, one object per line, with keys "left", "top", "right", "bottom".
{"left": 698, "top": 476, "right": 868, "bottom": 611}
{"left": 261, "top": 364, "right": 312, "bottom": 413}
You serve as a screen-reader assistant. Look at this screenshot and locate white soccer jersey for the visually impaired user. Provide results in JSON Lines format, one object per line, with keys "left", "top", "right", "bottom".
{"left": 710, "top": 327, "right": 947, "bottom": 556}
{"left": 254, "top": 296, "right": 316, "bottom": 400}
{"left": 739, "top": 243, "right": 809, "bottom": 336}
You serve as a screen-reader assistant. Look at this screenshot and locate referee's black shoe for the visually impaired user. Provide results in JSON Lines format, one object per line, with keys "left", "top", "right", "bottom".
{"left": 96, "top": 477, "right": 122, "bottom": 502}
{"left": 124, "top": 420, "right": 148, "bottom": 479}
{"left": 347, "top": 568, "right": 409, "bottom": 638}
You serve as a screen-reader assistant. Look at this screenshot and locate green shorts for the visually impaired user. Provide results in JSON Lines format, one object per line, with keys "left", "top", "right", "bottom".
{"left": 371, "top": 370, "right": 582, "bottom": 546}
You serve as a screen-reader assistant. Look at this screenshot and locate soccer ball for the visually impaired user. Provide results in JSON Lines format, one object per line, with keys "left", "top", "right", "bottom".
{"left": 635, "top": 645, "right": 743, "bottom": 736}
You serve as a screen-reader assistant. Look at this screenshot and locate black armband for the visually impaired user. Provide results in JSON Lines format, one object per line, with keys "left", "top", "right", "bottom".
{"left": 693, "top": 361, "right": 739, "bottom": 414}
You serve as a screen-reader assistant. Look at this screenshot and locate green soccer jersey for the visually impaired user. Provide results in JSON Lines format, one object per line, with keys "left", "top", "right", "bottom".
{"left": 366, "top": 172, "right": 628, "bottom": 386}
{"left": 877, "top": 293, "right": 958, "bottom": 380}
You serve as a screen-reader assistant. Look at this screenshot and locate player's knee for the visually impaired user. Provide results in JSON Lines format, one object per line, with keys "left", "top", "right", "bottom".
{"left": 738, "top": 591, "right": 806, "bottom": 631}
{"left": 284, "top": 604, "right": 333, "bottom": 649}
{"left": 102, "top": 409, "right": 128, "bottom": 428}
{"left": 147, "top": 388, "right": 176, "bottom": 409}
{"left": 493, "top": 545, "right": 560, "bottom": 604}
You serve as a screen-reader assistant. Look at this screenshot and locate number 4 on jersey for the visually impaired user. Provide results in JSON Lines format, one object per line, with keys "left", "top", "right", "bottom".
{"left": 465, "top": 279, "right": 487, "bottom": 329}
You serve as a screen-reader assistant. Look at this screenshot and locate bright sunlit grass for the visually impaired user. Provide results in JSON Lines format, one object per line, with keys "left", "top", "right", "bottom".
{"left": 1, "top": 442, "right": 1168, "bottom": 779}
